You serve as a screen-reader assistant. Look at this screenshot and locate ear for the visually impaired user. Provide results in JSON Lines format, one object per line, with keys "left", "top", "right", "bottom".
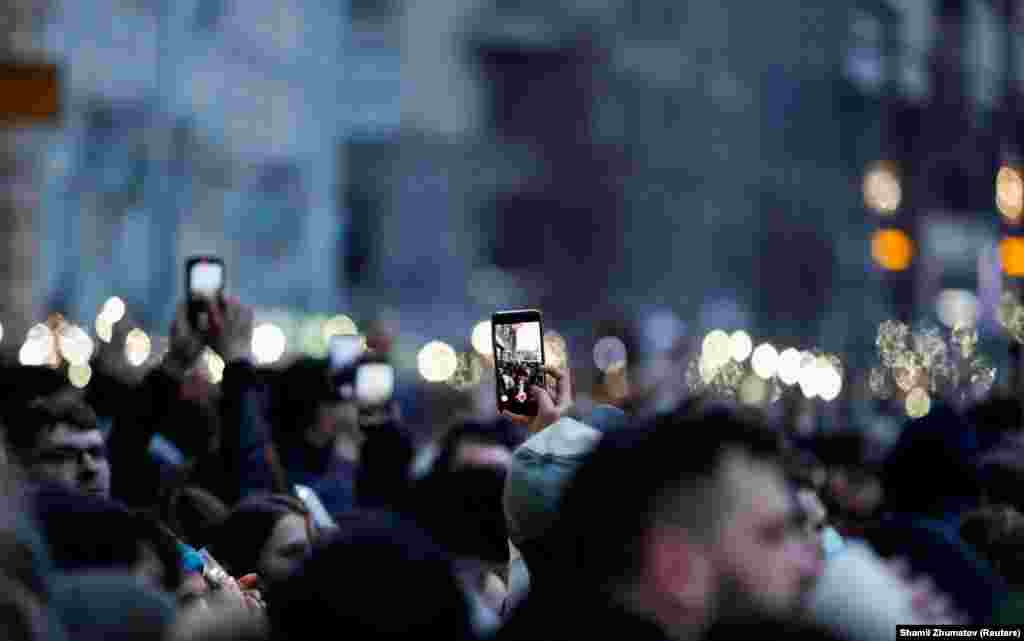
{"left": 643, "top": 526, "right": 711, "bottom": 610}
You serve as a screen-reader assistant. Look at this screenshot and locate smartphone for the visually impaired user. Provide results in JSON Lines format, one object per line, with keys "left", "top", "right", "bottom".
{"left": 492, "top": 309, "right": 545, "bottom": 417}
{"left": 329, "top": 334, "right": 364, "bottom": 372}
{"left": 295, "top": 484, "right": 338, "bottom": 532}
{"left": 186, "top": 256, "right": 225, "bottom": 333}
{"left": 356, "top": 361, "right": 394, "bottom": 407}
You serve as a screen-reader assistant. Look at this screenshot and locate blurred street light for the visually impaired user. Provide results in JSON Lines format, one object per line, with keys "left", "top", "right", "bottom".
{"left": 872, "top": 228, "right": 914, "bottom": 271}
{"left": 99, "top": 296, "right": 126, "bottom": 324}
{"left": 997, "top": 166, "right": 1024, "bottom": 222}
{"left": 1000, "top": 236, "right": 1024, "bottom": 276}
{"left": 124, "top": 329, "right": 151, "bottom": 367}
{"left": 863, "top": 161, "right": 901, "bottom": 214}
{"left": 751, "top": 343, "right": 779, "bottom": 379}
{"left": 729, "top": 330, "right": 753, "bottom": 363}
{"left": 252, "top": 323, "right": 287, "bottom": 365}
{"left": 418, "top": 341, "right": 458, "bottom": 382}
{"left": 68, "top": 363, "right": 92, "bottom": 389}
{"left": 471, "top": 320, "right": 493, "bottom": 357}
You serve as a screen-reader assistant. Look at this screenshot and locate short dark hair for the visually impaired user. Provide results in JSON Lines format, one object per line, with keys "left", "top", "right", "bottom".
{"left": 4, "top": 392, "right": 100, "bottom": 456}
{"left": 550, "top": 404, "right": 782, "bottom": 593}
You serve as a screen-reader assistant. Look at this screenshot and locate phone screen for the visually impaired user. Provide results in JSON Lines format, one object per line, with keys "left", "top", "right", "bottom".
{"left": 189, "top": 262, "right": 224, "bottom": 299}
{"left": 356, "top": 363, "right": 394, "bottom": 406}
{"left": 492, "top": 311, "right": 545, "bottom": 416}
{"left": 329, "top": 335, "right": 364, "bottom": 371}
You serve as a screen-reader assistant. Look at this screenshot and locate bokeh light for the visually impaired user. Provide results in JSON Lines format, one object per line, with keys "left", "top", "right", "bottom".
{"left": 448, "top": 352, "right": 484, "bottom": 391}
{"left": 544, "top": 331, "right": 568, "bottom": 372}
{"left": 777, "top": 348, "right": 802, "bottom": 386}
{"left": 19, "top": 324, "right": 55, "bottom": 366}
{"left": 124, "top": 329, "right": 152, "bottom": 367}
{"left": 797, "top": 352, "right": 819, "bottom": 399}
{"left": 997, "top": 166, "right": 1024, "bottom": 222}
{"left": 751, "top": 343, "right": 779, "bottom": 379}
{"left": 204, "top": 348, "right": 225, "bottom": 385}
{"left": 68, "top": 363, "right": 92, "bottom": 389}
{"left": 1000, "top": 237, "right": 1024, "bottom": 277}
{"left": 593, "top": 336, "right": 628, "bottom": 373}
{"left": 418, "top": 341, "right": 458, "bottom": 382}
{"left": 936, "top": 289, "right": 979, "bottom": 329}
{"left": 0, "top": 321, "right": 4, "bottom": 344}
{"left": 322, "top": 314, "right": 358, "bottom": 341}
{"left": 863, "top": 161, "right": 901, "bottom": 214}
{"left": 872, "top": 228, "right": 914, "bottom": 271}
{"left": 702, "top": 329, "right": 732, "bottom": 371}
{"left": 95, "top": 317, "right": 114, "bottom": 343}
{"left": 471, "top": 321, "right": 493, "bottom": 357}
{"left": 58, "top": 325, "right": 94, "bottom": 367}
{"left": 100, "top": 296, "right": 126, "bottom": 324}
{"left": 739, "top": 374, "right": 768, "bottom": 406}
{"left": 252, "top": 323, "right": 287, "bottom": 365}
{"left": 818, "top": 363, "right": 843, "bottom": 402}
{"left": 729, "top": 330, "right": 753, "bottom": 363}
{"left": 905, "top": 387, "right": 931, "bottom": 419}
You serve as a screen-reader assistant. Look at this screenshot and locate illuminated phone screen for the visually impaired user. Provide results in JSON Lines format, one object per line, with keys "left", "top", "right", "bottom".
{"left": 356, "top": 363, "right": 394, "bottom": 406}
{"left": 189, "top": 262, "right": 224, "bottom": 298}
{"left": 492, "top": 315, "right": 544, "bottom": 416}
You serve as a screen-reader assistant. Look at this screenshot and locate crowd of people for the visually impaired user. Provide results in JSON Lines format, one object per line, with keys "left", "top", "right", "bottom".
{"left": 1, "top": 293, "right": 1023, "bottom": 641}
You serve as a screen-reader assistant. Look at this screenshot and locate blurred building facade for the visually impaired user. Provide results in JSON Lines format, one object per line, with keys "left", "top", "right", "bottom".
{"left": 343, "top": 0, "right": 1024, "bottom": 367}
{"left": 1, "top": 0, "right": 1020, "bottom": 369}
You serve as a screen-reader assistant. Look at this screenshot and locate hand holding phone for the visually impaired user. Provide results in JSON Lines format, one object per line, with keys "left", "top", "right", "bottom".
{"left": 492, "top": 310, "right": 546, "bottom": 417}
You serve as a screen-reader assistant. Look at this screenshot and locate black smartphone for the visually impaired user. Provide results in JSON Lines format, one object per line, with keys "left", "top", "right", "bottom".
{"left": 492, "top": 309, "right": 545, "bottom": 417}
{"left": 186, "top": 256, "right": 225, "bottom": 333}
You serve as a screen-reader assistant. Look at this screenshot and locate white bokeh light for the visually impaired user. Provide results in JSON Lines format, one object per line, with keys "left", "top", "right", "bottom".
{"left": 471, "top": 321, "right": 493, "bottom": 357}
{"left": 252, "top": 323, "right": 287, "bottom": 365}
{"left": 777, "top": 348, "right": 802, "bottom": 386}
{"left": 58, "top": 325, "right": 94, "bottom": 367}
{"left": 729, "top": 331, "right": 753, "bottom": 363}
{"left": 68, "top": 363, "right": 92, "bottom": 389}
{"left": 100, "top": 296, "right": 126, "bottom": 323}
{"left": 702, "top": 330, "right": 732, "bottom": 371}
{"left": 418, "top": 341, "right": 458, "bottom": 382}
{"left": 751, "top": 343, "right": 779, "bottom": 379}
{"left": 124, "top": 329, "right": 152, "bottom": 367}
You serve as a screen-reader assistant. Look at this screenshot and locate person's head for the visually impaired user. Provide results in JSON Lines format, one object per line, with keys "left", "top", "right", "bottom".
{"left": 412, "top": 420, "right": 516, "bottom": 581}
{"left": 210, "top": 494, "right": 312, "bottom": 585}
{"left": 5, "top": 393, "right": 109, "bottom": 498}
{"left": 268, "top": 510, "right": 474, "bottom": 641}
{"left": 31, "top": 486, "right": 183, "bottom": 593}
{"left": 883, "top": 404, "right": 983, "bottom": 517}
{"left": 554, "top": 405, "right": 822, "bottom": 638}
{"left": 159, "top": 485, "right": 229, "bottom": 550}
{"left": 960, "top": 504, "right": 1024, "bottom": 587}
{"left": 270, "top": 359, "right": 357, "bottom": 450}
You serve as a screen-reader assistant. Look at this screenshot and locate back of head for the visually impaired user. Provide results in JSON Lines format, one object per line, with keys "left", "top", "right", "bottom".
{"left": 268, "top": 358, "right": 332, "bottom": 441}
{"left": 50, "top": 573, "right": 175, "bottom": 641}
{"left": 503, "top": 417, "right": 603, "bottom": 572}
{"left": 161, "top": 485, "right": 230, "bottom": 550}
{"left": 552, "top": 404, "right": 781, "bottom": 595}
{"left": 268, "top": 510, "right": 473, "bottom": 641}
{"left": 31, "top": 485, "right": 182, "bottom": 592}
{"left": 882, "top": 404, "right": 982, "bottom": 516}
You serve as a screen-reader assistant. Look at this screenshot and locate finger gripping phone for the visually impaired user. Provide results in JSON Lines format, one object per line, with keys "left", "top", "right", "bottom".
{"left": 492, "top": 309, "right": 545, "bottom": 417}
{"left": 186, "top": 256, "right": 225, "bottom": 333}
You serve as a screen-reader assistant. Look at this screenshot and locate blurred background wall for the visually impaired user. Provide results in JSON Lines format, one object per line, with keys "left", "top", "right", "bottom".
{"left": 1, "top": 0, "right": 1021, "bottom": 375}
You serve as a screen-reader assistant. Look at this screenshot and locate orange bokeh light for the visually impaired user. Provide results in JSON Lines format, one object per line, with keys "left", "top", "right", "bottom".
{"left": 871, "top": 229, "right": 914, "bottom": 271}
{"left": 1000, "top": 236, "right": 1024, "bottom": 276}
